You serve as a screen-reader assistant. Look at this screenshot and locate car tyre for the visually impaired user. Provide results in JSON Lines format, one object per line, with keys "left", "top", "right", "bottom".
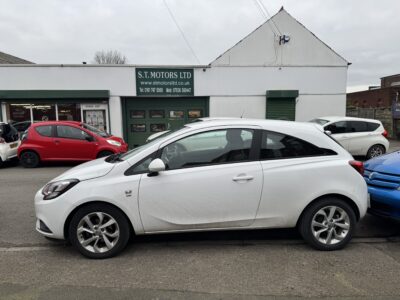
{"left": 69, "top": 203, "right": 131, "bottom": 259}
{"left": 366, "top": 144, "right": 385, "bottom": 159}
{"left": 299, "top": 198, "right": 356, "bottom": 251}
{"left": 20, "top": 151, "right": 40, "bottom": 168}
{"left": 97, "top": 151, "right": 114, "bottom": 158}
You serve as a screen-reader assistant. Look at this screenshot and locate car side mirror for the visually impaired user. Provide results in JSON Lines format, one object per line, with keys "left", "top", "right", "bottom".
{"left": 148, "top": 158, "right": 165, "bottom": 176}
{"left": 85, "top": 135, "right": 95, "bottom": 142}
{"left": 324, "top": 130, "right": 332, "bottom": 136}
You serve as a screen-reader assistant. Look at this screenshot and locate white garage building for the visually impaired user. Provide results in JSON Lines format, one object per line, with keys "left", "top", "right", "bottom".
{"left": 0, "top": 9, "right": 348, "bottom": 148}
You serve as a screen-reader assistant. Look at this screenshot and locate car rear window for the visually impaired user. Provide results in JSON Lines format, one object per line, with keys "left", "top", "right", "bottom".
{"left": 35, "top": 125, "right": 53, "bottom": 137}
{"left": 0, "top": 124, "right": 19, "bottom": 142}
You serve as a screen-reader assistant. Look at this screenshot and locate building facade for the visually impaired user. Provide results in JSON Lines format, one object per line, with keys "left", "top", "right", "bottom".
{"left": 347, "top": 74, "right": 400, "bottom": 139}
{"left": 0, "top": 9, "right": 348, "bottom": 148}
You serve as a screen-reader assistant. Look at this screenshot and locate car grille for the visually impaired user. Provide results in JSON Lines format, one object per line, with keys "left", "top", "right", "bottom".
{"left": 364, "top": 169, "right": 400, "bottom": 190}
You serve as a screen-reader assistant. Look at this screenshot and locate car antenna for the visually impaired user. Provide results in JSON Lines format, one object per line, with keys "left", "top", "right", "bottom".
{"left": 240, "top": 110, "right": 245, "bottom": 118}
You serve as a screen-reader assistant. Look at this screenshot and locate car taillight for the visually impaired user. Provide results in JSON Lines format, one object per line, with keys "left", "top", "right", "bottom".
{"left": 0, "top": 137, "right": 5, "bottom": 143}
{"left": 382, "top": 129, "right": 388, "bottom": 138}
{"left": 349, "top": 160, "right": 364, "bottom": 175}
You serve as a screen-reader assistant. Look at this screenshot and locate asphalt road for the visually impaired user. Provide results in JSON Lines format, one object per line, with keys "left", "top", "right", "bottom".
{"left": 1, "top": 142, "right": 400, "bottom": 299}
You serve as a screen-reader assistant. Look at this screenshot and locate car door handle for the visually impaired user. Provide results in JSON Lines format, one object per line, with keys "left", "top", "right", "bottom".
{"left": 54, "top": 140, "right": 60, "bottom": 144}
{"left": 232, "top": 175, "right": 254, "bottom": 182}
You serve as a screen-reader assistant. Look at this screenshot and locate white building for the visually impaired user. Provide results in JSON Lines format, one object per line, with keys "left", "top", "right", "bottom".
{"left": 0, "top": 8, "right": 348, "bottom": 148}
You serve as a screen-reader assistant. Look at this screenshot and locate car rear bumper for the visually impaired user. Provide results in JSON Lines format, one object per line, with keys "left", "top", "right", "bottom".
{"left": 367, "top": 186, "right": 400, "bottom": 220}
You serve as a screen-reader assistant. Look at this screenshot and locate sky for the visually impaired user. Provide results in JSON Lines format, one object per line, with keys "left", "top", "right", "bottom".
{"left": 1, "top": 0, "right": 399, "bottom": 92}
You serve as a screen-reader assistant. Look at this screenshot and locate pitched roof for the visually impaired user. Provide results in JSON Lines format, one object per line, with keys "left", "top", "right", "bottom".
{"left": 0, "top": 51, "right": 33, "bottom": 64}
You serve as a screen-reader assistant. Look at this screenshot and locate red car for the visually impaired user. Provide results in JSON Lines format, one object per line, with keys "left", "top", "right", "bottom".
{"left": 18, "top": 121, "right": 128, "bottom": 168}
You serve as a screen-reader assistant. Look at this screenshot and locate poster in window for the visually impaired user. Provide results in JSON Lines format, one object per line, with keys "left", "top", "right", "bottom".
{"left": 130, "top": 110, "right": 145, "bottom": 119}
{"left": 150, "top": 110, "right": 165, "bottom": 118}
{"left": 131, "top": 124, "right": 146, "bottom": 132}
{"left": 188, "top": 110, "right": 202, "bottom": 118}
{"left": 169, "top": 110, "right": 184, "bottom": 119}
{"left": 150, "top": 123, "right": 166, "bottom": 132}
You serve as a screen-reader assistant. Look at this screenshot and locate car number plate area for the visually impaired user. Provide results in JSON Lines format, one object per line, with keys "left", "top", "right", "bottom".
{"left": 9, "top": 142, "right": 18, "bottom": 149}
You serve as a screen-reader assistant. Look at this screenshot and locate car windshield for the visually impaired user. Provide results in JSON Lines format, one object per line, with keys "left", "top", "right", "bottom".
{"left": 82, "top": 123, "right": 110, "bottom": 137}
{"left": 309, "top": 118, "right": 330, "bottom": 126}
{"left": 119, "top": 126, "right": 187, "bottom": 161}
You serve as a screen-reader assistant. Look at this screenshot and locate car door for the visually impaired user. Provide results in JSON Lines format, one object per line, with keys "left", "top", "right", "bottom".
{"left": 137, "top": 127, "right": 263, "bottom": 233}
{"left": 324, "top": 121, "right": 351, "bottom": 151}
{"left": 346, "top": 121, "right": 369, "bottom": 155}
{"left": 54, "top": 125, "right": 97, "bottom": 160}
{"left": 33, "top": 125, "right": 56, "bottom": 160}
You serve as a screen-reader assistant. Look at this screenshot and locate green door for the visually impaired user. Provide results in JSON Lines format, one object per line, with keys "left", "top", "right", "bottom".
{"left": 123, "top": 97, "right": 208, "bottom": 148}
{"left": 266, "top": 90, "right": 298, "bottom": 121}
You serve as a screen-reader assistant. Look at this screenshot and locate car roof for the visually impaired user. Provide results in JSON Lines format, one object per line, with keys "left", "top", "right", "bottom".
{"left": 185, "top": 118, "right": 323, "bottom": 132}
{"left": 316, "top": 116, "right": 381, "bottom": 124}
{"left": 31, "top": 121, "right": 82, "bottom": 127}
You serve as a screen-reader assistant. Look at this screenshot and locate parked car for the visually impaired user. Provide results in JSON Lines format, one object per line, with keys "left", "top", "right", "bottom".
{"left": 364, "top": 151, "right": 400, "bottom": 220}
{"left": 0, "top": 122, "right": 20, "bottom": 167}
{"left": 309, "top": 116, "right": 389, "bottom": 159}
{"left": 18, "top": 121, "right": 128, "bottom": 168}
{"left": 34, "top": 119, "right": 368, "bottom": 258}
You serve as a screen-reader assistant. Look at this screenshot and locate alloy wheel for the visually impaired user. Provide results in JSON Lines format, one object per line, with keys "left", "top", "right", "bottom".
{"left": 76, "top": 212, "right": 120, "bottom": 253}
{"left": 311, "top": 206, "right": 350, "bottom": 245}
{"left": 369, "top": 145, "right": 384, "bottom": 158}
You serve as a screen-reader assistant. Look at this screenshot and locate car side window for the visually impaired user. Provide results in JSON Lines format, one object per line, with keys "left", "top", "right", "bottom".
{"left": 56, "top": 125, "right": 90, "bottom": 140}
{"left": 348, "top": 121, "right": 368, "bottom": 133}
{"left": 160, "top": 129, "right": 254, "bottom": 170}
{"left": 367, "top": 122, "right": 379, "bottom": 131}
{"left": 325, "top": 121, "right": 348, "bottom": 134}
{"left": 260, "top": 131, "right": 334, "bottom": 160}
{"left": 125, "top": 152, "right": 157, "bottom": 176}
{"left": 35, "top": 125, "right": 53, "bottom": 137}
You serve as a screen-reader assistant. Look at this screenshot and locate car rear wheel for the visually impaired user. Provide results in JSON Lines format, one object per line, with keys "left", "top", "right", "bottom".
{"left": 20, "top": 151, "right": 40, "bottom": 168}
{"left": 299, "top": 198, "right": 356, "bottom": 251}
{"left": 69, "top": 203, "right": 131, "bottom": 259}
{"left": 97, "top": 151, "right": 114, "bottom": 158}
{"left": 366, "top": 144, "right": 385, "bottom": 159}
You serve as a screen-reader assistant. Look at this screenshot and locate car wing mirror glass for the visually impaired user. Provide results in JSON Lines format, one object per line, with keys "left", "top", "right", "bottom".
{"left": 148, "top": 158, "right": 166, "bottom": 175}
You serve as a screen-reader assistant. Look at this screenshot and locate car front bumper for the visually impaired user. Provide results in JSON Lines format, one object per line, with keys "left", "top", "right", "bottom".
{"left": 367, "top": 185, "right": 400, "bottom": 220}
{"left": 34, "top": 189, "right": 69, "bottom": 240}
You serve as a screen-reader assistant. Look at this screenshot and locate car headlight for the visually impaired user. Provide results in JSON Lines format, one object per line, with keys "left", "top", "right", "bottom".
{"left": 107, "top": 140, "right": 121, "bottom": 147}
{"left": 42, "top": 179, "right": 79, "bottom": 200}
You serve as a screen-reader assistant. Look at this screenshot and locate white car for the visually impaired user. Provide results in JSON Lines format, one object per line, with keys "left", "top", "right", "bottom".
{"left": 35, "top": 119, "right": 368, "bottom": 258}
{"left": 0, "top": 122, "right": 20, "bottom": 167}
{"left": 310, "top": 116, "right": 389, "bottom": 159}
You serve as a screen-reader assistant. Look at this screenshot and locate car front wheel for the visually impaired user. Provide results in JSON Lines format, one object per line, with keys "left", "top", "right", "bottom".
{"left": 299, "top": 198, "right": 356, "bottom": 251}
{"left": 69, "top": 203, "right": 131, "bottom": 259}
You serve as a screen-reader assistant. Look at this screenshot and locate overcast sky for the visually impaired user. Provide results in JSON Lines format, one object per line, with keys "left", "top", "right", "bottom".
{"left": 1, "top": 0, "right": 399, "bottom": 91}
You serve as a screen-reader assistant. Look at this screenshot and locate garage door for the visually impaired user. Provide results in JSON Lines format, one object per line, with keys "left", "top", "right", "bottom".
{"left": 123, "top": 97, "right": 209, "bottom": 148}
{"left": 266, "top": 90, "right": 298, "bottom": 121}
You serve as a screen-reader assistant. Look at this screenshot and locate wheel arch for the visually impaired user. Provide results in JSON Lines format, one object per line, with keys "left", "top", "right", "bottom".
{"left": 63, "top": 201, "right": 135, "bottom": 240}
{"left": 296, "top": 193, "right": 361, "bottom": 228}
{"left": 19, "top": 148, "right": 41, "bottom": 159}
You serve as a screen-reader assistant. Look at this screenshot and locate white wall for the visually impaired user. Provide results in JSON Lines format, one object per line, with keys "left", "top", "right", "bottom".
{"left": 109, "top": 96, "right": 123, "bottom": 136}
{"left": 209, "top": 96, "right": 266, "bottom": 119}
{"left": 295, "top": 94, "right": 346, "bottom": 121}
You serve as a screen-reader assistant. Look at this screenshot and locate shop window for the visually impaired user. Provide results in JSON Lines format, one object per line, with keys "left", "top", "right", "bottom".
{"left": 150, "top": 110, "right": 164, "bottom": 118}
{"left": 6, "top": 104, "right": 31, "bottom": 123}
{"left": 131, "top": 110, "right": 145, "bottom": 119}
{"left": 150, "top": 124, "right": 166, "bottom": 132}
{"left": 131, "top": 124, "right": 146, "bottom": 132}
{"left": 188, "top": 110, "right": 202, "bottom": 119}
{"left": 58, "top": 103, "right": 81, "bottom": 121}
{"left": 32, "top": 104, "right": 56, "bottom": 121}
{"left": 169, "top": 110, "right": 184, "bottom": 119}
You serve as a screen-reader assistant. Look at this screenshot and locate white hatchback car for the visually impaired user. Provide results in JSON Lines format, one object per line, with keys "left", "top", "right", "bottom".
{"left": 310, "top": 116, "right": 389, "bottom": 159}
{"left": 0, "top": 122, "right": 20, "bottom": 167}
{"left": 35, "top": 119, "right": 368, "bottom": 258}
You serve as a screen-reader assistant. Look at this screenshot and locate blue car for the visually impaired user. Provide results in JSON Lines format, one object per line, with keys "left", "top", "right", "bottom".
{"left": 364, "top": 151, "right": 400, "bottom": 220}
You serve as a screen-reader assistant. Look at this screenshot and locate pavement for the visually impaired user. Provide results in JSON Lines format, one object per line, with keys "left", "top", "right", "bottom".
{"left": 1, "top": 141, "right": 400, "bottom": 299}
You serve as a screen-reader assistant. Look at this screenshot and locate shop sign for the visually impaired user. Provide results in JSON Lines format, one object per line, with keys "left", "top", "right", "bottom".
{"left": 136, "top": 68, "right": 194, "bottom": 96}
